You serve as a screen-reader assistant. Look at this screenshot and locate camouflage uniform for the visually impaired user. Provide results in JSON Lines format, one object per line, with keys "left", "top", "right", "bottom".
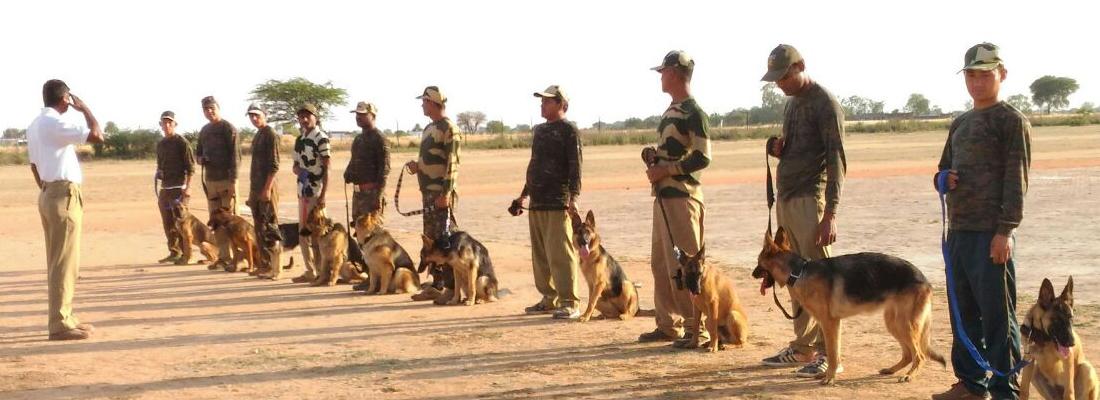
{"left": 155, "top": 124, "right": 195, "bottom": 260}
{"left": 293, "top": 124, "right": 330, "bottom": 280}
{"left": 936, "top": 42, "right": 1030, "bottom": 400}
{"left": 247, "top": 122, "right": 281, "bottom": 276}
{"left": 416, "top": 115, "right": 460, "bottom": 239}
{"left": 344, "top": 124, "right": 390, "bottom": 220}
{"left": 195, "top": 101, "right": 241, "bottom": 267}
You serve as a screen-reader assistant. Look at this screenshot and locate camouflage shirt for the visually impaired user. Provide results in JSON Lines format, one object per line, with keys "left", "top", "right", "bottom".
{"left": 521, "top": 119, "right": 582, "bottom": 210}
{"left": 777, "top": 81, "right": 846, "bottom": 215}
{"left": 654, "top": 97, "right": 712, "bottom": 201}
{"left": 417, "top": 117, "right": 460, "bottom": 194}
{"left": 195, "top": 119, "right": 240, "bottom": 181}
{"left": 293, "top": 127, "right": 330, "bottom": 198}
{"left": 343, "top": 127, "right": 390, "bottom": 188}
{"left": 249, "top": 125, "right": 280, "bottom": 197}
{"left": 155, "top": 134, "right": 195, "bottom": 188}
{"left": 937, "top": 101, "right": 1031, "bottom": 235}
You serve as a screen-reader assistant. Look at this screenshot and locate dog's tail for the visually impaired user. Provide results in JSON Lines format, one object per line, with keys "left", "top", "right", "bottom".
{"left": 921, "top": 289, "right": 947, "bottom": 367}
{"left": 283, "top": 256, "right": 295, "bottom": 270}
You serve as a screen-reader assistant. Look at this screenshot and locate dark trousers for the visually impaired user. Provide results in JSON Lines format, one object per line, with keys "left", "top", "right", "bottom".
{"left": 247, "top": 193, "right": 281, "bottom": 274}
{"left": 946, "top": 230, "right": 1022, "bottom": 400}
{"left": 157, "top": 188, "right": 185, "bottom": 256}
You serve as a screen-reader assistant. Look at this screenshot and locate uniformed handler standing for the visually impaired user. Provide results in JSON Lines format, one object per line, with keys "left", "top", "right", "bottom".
{"left": 291, "top": 103, "right": 331, "bottom": 283}
{"left": 154, "top": 110, "right": 195, "bottom": 265}
{"left": 405, "top": 86, "right": 460, "bottom": 239}
{"left": 344, "top": 101, "right": 389, "bottom": 220}
{"left": 637, "top": 51, "right": 712, "bottom": 349}
{"left": 245, "top": 104, "right": 282, "bottom": 280}
{"left": 195, "top": 96, "right": 241, "bottom": 271}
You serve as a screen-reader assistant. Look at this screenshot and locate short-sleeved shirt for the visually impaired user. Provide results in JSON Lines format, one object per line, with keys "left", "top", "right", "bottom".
{"left": 522, "top": 119, "right": 582, "bottom": 210}
{"left": 777, "top": 82, "right": 847, "bottom": 215}
{"left": 937, "top": 101, "right": 1031, "bottom": 235}
{"left": 654, "top": 97, "right": 712, "bottom": 201}
{"left": 196, "top": 119, "right": 240, "bottom": 181}
{"left": 293, "top": 127, "right": 330, "bottom": 198}
{"left": 249, "top": 125, "right": 280, "bottom": 196}
{"left": 416, "top": 118, "right": 461, "bottom": 194}
{"left": 156, "top": 134, "right": 195, "bottom": 189}
{"left": 27, "top": 107, "right": 88, "bottom": 184}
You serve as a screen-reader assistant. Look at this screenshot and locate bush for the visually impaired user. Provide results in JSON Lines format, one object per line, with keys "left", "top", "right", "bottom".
{"left": 97, "top": 129, "right": 161, "bottom": 159}
{"left": 0, "top": 148, "right": 28, "bottom": 165}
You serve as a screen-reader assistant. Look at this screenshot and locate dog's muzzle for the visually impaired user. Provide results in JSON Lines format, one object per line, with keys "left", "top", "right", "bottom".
{"left": 752, "top": 265, "right": 775, "bottom": 296}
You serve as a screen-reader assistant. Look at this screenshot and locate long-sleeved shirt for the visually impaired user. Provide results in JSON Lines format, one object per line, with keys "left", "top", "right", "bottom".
{"left": 249, "top": 125, "right": 280, "bottom": 197}
{"left": 196, "top": 119, "right": 240, "bottom": 181}
{"left": 417, "top": 117, "right": 460, "bottom": 195}
{"left": 156, "top": 134, "right": 195, "bottom": 188}
{"left": 777, "top": 81, "right": 846, "bottom": 215}
{"left": 654, "top": 97, "right": 712, "bottom": 201}
{"left": 937, "top": 101, "right": 1031, "bottom": 235}
{"left": 521, "top": 119, "right": 582, "bottom": 210}
{"left": 344, "top": 127, "right": 390, "bottom": 188}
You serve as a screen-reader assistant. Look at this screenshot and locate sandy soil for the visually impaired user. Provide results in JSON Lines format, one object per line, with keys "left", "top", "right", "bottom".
{"left": 2, "top": 126, "right": 1099, "bottom": 399}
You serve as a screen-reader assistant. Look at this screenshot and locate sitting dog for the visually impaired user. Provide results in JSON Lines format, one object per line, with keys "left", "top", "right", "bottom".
{"left": 680, "top": 246, "right": 749, "bottom": 352}
{"left": 570, "top": 210, "right": 640, "bottom": 322}
{"left": 207, "top": 207, "right": 259, "bottom": 273}
{"left": 418, "top": 231, "right": 499, "bottom": 306}
{"left": 351, "top": 212, "right": 419, "bottom": 294}
{"left": 752, "top": 227, "right": 945, "bottom": 385}
{"left": 173, "top": 204, "right": 218, "bottom": 265}
{"left": 304, "top": 206, "right": 366, "bottom": 286}
{"left": 1021, "top": 277, "right": 1099, "bottom": 400}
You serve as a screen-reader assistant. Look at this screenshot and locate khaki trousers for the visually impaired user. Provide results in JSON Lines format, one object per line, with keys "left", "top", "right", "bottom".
{"left": 204, "top": 178, "right": 237, "bottom": 264}
{"left": 38, "top": 181, "right": 83, "bottom": 334}
{"left": 776, "top": 195, "right": 831, "bottom": 355}
{"left": 157, "top": 187, "right": 185, "bottom": 256}
{"left": 651, "top": 196, "right": 706, "bottom": 340}
{"left": 527, "top": 210, "right": 580, "bottom": 308}
{"left": 248, "top": 185, "right": 281, "bottom": 277}
{"left": 299, "top": 196, "right": 323, "bottom": 280}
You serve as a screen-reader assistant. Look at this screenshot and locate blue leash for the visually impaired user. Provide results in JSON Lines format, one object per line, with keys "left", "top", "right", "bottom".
{"left": 937, "top": 170, "right": 1028, "bottom": 378}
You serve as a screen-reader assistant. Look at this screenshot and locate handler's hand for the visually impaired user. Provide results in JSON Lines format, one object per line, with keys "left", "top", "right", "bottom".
{"left": 990, "top": 234, "right": 1012, "bottom": 265}
{"left": 434, "top": 194, "right": 451, "bottom": 209}
{"left": 405, "top": 161, "right": 419, "bottom": 174}
{"left": 646, "top": 165, "right": 671, "bottom": 184}
{"left": 816, "top": 213, "right": 837, "bottom": 246}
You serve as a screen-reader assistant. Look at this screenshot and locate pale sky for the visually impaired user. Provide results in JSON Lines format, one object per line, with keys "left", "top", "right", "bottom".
{"left": 3, "top": 0, "right": 1096, "bottom": 133}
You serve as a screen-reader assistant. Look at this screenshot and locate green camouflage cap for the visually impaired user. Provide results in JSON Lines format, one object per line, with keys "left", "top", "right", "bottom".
{"left": 533, "top": 85, "right": 569, "bottom": 103}
{"left": 350, "top": 101, "right": 378, "bottom": 115}
{"left": 416, "top": 86, "right": 447, "bottom": 106}
{"left": 296, "top": 103, "right": 319, "bottom": 117}
{"left": 201, "top": 95, "right": 218, "bottom": 107}
{"left": 761, "top": 44, "right": 803, "bottom": 82}
{"left": 651, "top": 50, "right": 694, "bottom": 72}
{"left": 961, "top": 42, "right": 1002, "bottom": 72}
{"left": 160, "top": 110, "right": 176, "bottom": 122}
{"left": 246, "top": 103, "right": 265, "bottom": 116}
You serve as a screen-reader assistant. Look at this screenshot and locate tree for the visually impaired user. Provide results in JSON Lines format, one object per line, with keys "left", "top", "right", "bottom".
{"left": 105, "top": 121, "right": 121, "bottom": 135}
{"left": 456, "top": 111, "right": 487, "bottom": 135}
{"left": 249, "top": 77, "right": 348, "bottom": 125}
{"left": 1006, "top": 94, "right": 1033, "bottom": 113}
{"left": 513, "top": 124, "right": 532, "bottom": 132}
{"left": 412, "top": 123, "right": 423, "bottom": 133}
{"left": 904, "top": 93, "right": 931, "bottom": 116}
{"left": 3, "top": 128, "right": 25, "bottom": 139}
{"left": 1030, "top": 76, "right": 1079, "bottom": 114}
{"left": 840, "top": 95, "right": 886, "bottom": 117}
{"left": 485, "top": 120, "right": 507, "bottom": 134}
{"left": 1078, "top": 102, "right": 1096, "bottom": 115}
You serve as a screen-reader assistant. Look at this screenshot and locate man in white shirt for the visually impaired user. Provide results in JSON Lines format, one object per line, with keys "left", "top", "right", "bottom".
{"left": 26, "top": 79, "right": 104, "bottom": 341}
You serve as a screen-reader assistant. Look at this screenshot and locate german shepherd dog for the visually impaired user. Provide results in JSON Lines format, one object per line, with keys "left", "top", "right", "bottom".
{"left": 570, "top": 210, "right": 640, "bottom": 322}
{"left": 419, "top": 231, "right": 500, "bottom": 306}
{"left": 680, "top": 246, "right": 749, "bottom": 352}
{"left": 173, "top": 204, "right": 218, "bottom": 265}
{"left": 752, "top": 227, "right": 945, "bottom": 385}
{"left": 1021, "top": 277, "right": 1099, "bottom": 400}
{"left": 304, "top": 206, "right": 366, "bottom": 286}
{"left": 208, "top": 207, "right": 259, "bottom": 274}
{"left": 351, "top": 213, "right": 419, "bottom": 295}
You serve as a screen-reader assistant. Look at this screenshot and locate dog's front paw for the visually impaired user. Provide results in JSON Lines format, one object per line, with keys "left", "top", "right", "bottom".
{"left": 577, "top": 314, "right": 592, "bottom": 323}
{"left": 462, "top": 298, "right": 475, "bottom": 306}
{"left": 819, "top": 374, "right": 836, "bottom": 386}
{"left": 897, "top": 375, "right": 911, "bottom": 383}
{"left": 878, "top": 368, "right": 894, "bottom": 376}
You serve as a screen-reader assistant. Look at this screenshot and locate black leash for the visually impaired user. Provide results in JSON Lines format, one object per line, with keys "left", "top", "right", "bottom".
{"left": 764, "top": 136, "right": 802, "bottom": 321}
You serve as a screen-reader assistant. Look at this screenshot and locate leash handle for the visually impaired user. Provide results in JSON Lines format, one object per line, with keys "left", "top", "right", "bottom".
{"left": 394, "top": 164, "right": 432, "bottom": 217}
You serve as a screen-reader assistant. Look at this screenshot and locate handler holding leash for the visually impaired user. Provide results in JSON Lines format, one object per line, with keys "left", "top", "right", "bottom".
{"left": 196, "top": 96, "right": 241, "bottom": 271}
{"left": 344, "top": 101, "right": 389, "bottom": 220}
{"left": 758, "top": 44, "right": 847, "bottom": 379}
{"left": 245, "top": 104, "right": 282, "bottom": 279}
{"left": 154, "top": 110, "right": 195, "bottom": 265}
{"left": 637, "top": 51, "right": 713, "bottom": 349}
{"left": 404, "top": 86, "right": 460, "bottom": 239}
{"left": 931, "top": 42, "right": 1030, "bottom": 400}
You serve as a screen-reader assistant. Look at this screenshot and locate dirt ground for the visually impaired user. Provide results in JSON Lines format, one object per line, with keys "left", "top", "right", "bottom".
{"left": 2, "top": 126, "right": 1099, "bottom": 399}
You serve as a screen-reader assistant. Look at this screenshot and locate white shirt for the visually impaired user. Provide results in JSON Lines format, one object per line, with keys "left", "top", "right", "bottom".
{"left": 27, "top": 107, "right": 88, "bottom": 184}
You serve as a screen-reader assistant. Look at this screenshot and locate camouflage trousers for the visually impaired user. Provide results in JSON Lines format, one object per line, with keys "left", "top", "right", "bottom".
{"left": 247, "top": 189, "right": 281, "bottom": 276}
{"left": 422, "top": 191, "right": 457, "bottom": 240}
{"left": 352, "top": 188, "right": 385, "bottom": 220}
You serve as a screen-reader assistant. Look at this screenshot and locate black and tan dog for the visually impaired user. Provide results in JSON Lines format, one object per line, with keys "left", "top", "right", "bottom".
{"left": 1021, "top": 277, "right": 1098, "bottom": 400}
{"left": 208, "top": 207, "right": 259, "bottom": 273}
{"left": 304, "top": 206, "right": 366, "bottom": 286}
{"left": 173, "top": 204, "right": 218, "bottom": 265}
{"left": 680, "top": 246, "right": 749, "bottom": 352}
{"left": 418, "top": 231, "right": 499, "bottom": 306}
{"left": 351, "top": 213, "right": 419, "bottom": 294}
{"left": 753, "top": 227, "right": 945, "bottom": 385}
{"left": 570, "top": 210, "right": 640, "bottom": 322}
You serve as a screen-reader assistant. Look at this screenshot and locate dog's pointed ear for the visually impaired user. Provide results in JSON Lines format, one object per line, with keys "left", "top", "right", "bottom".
{"left": 695, "top": 245, "right": 706, "bottom": 261}
{"left": 763, "top": 228, "right": 779, "bottom": 254}
{"left": 774, "top": 227, "right": 792, "bottom": 251}
{"left": 1061, "top": 276, "right": 1074, "bottom": 307}
{"left": 585, "top": 210, "right": 596, "bottom": 227}
{"left": 1039, "top": 278, "right": 1056, "bottom": 308}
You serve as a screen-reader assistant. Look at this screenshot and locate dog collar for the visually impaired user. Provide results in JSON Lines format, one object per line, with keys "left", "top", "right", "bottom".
{"left": 787, "top": 257, "right": 808, "bottom": 287}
